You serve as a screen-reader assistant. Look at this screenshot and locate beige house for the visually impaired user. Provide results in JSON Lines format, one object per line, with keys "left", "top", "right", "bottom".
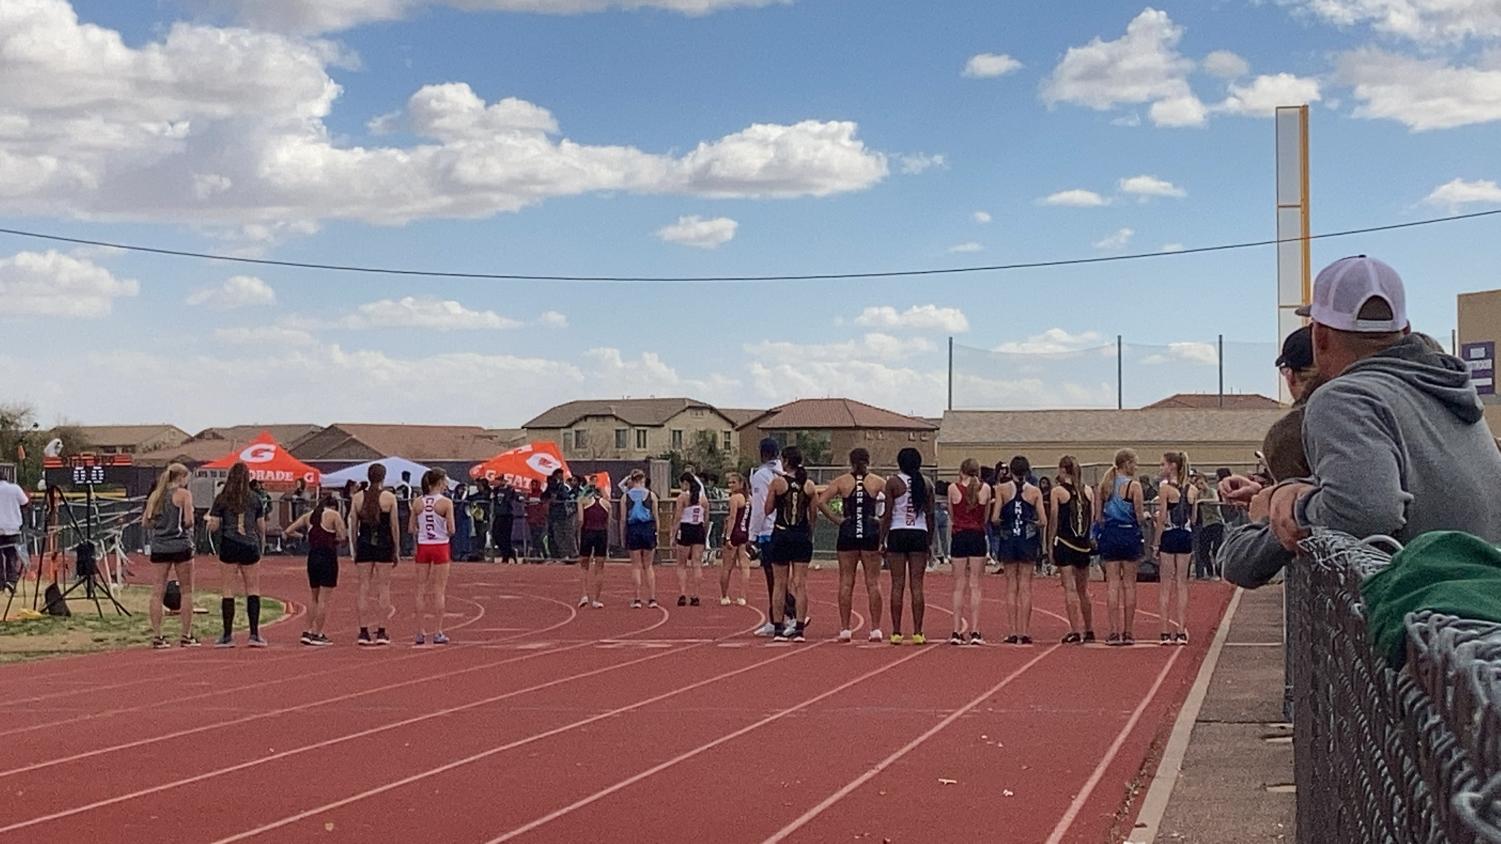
{"left": 74, "top": 425, "right": 192, "bottom": 455}
{"left": 938, "top": 408, "right": 1288, "bottom": 479}
{"left": 737, "top": 398, "right": 938, "bottom": 467}
{"left": 524, "top": 398, "right": 743, "bottom": 460}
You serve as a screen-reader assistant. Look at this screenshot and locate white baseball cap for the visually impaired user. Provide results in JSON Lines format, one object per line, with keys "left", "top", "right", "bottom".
{"left": 1296, "top": 255, "right": 1408, "bottom": 333}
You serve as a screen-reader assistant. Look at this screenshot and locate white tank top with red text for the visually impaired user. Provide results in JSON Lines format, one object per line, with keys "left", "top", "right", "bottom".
{"left": 417, "top": 494, "right": 450, "bottom": 545}
{"left": 680, "top": 499, "right": 705, "bottom": 526}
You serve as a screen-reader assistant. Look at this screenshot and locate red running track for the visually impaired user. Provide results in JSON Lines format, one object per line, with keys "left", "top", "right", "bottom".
{"left": 0, "top": 556, "right": 1231, "bottom": 843}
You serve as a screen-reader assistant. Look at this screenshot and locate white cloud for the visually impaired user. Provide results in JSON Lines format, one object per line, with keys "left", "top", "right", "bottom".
{"left": 1094, "top": 227, "right": 1135, "bottom": 250}
{"left": 1423, "top": 177, "right": 1501, "bottom": 208}
{"left": 1336, "top": 48, "right": 1501, "bottom": 130}
{"left": 745, "top": 333, "right": 934, "bottom": 365}
{"left": 854, "top": 305, "right": 971, "bottom": 333}
{"left": 1042, "top": 8, "right": 1206, "bottom": 127}
{"left": 582, "top": 347, "right": 738, "bottom": 401}
{"left": 895, "top": 152, "right": 948, "bottom": 175}
{"left": 214, "top": 325, "right": 317, "bottom": 346}
{"left": 336, "top": 296, "right": 523, "bottom": 331}
{"left": 947, "top": 241, "right": 984, "bottom": 254}
{"left": 0, "top": 250, "right": 139, "bottom": 319}
{"left": 0, "top": 7, "right": 887, "bottom": 226}
{"left": 973, "top": 210, "right": 992, "bottom": 224}
{"left": 748, "top": 359, "right": 943, "bottom": 415}
{"left": 1216, "top": 73, "right": 1323, "bottom": 117}
{"left": 1285, "top": 0, "right": 1501, "bottom": 43}
{"left": 1138, "top": 341, "right": 1219, "bottom": 366}
{"left": 1040, "top": 189, "right": 1111, "bottom": 207}
{"left": 993, "top": 328, "right": 1109, "bottom": 354}
{"left": 538, "top": 310, "right": 570, "bottom": 328}
{"left": 1148, "top": 94, "right": 1209, "bottom": 127}
{"left": 196, "top": 0, "right": 793, "bottom": 34}
{"left": 963, "top": 52, "right": 1024, "bottom": 78}
{"left": 1119, "top": 174, "right": 1187, "bottom": 198}
{"left": 656, "top": 215, "right": 738, "bottom": 249}
{"left": 186, "top": 275, "right": 277, "bottom": 309}
{"left": 1110, "top": 112, "right": 1144, "bottom": 127}
{"left": 1161, "top": 242, "right": 1186, "bottom": 252}
{"left": 1203, "top": 50, "right": 1250, "bottom": 79}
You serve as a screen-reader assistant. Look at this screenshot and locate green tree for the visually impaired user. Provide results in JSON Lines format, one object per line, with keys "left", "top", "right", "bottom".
{"left": 658, "top": 430, "right": 735, "bottom": 487}
{"left": 0, "top": 403, "right": 92, "bottom": 489}
{"left": 792, "top": 430, "right": 832, "bottom": 466}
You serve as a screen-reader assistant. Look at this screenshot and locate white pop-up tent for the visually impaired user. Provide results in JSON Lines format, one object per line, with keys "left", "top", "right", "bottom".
{"left": 318, "top": 457, "right": 457, "bottom": 490}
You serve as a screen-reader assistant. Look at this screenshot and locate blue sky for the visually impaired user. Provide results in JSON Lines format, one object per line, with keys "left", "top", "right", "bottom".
{"left": 3, "top": 0, "right": 1500, "bottom": 429}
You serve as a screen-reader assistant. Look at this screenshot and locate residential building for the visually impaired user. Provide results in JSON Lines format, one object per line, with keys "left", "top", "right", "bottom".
{"left": 937, "top": 408, "right": 1287, "bottom": 479}
{"left": 737, "top": 398, "right": 938, "bottom": 466}
{"left": 1144, "top": 393, "right": 1283, "bottom": 410}
{"left": 73, "top": 425, "right": 191, "bottom": 455}
{"left": 524, "top": 398, "right": 743, "bottom": 460}
{"left": 135, "top": 424, "right": 322, "bottom": 467}
{"left": 290, "top": 424, "right": 519, "bottom": 464}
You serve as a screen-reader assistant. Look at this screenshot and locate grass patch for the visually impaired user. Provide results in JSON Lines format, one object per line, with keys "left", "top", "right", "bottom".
{"left": 0, "top": 582, "right": 284, "bottom": 663}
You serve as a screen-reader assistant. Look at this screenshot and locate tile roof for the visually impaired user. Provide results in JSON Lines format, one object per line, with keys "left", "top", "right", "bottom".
{"left": 1144, "top": 393, "right": 1284, "bottom": 410}
{"left": 718, "top": 408, "right": 766, "bottom": 428}
{"left": 73, "top": 425, "right": 191, "bottom": 449}
{"left": 292, "top": 424, "right": 513, "bottom": 462}
{"left": 939, "top": 408, "right": 1287, "bottom": 445}
{"left": 741, "top": 398, "right": 938, "bottom": 431}
{"left": 194, "top": 425, "right": 324, "bottom": 448}
{"left": 524, "top": 398, "right": 720, "bottom": 428}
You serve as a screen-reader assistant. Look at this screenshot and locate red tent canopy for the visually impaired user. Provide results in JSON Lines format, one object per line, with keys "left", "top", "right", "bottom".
{"left": 470, "top": 441, "right": 569, "bottom": 487}
{"left": 203, "top": 432, "right": 321, "bottom": 487}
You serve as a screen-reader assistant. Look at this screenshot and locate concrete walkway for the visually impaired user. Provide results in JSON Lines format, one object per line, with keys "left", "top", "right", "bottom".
{"left": 1142, "top": 585, "right": 1296, "bottom": 843}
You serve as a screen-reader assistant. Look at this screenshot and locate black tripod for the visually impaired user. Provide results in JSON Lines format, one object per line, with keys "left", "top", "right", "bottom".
{"left": 54, "top": 481, "right": 129, "bottom": 618}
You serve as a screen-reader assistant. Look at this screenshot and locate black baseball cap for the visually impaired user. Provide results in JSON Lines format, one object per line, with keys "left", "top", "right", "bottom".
{"left": 1275, "top": 326, "right": 1313, "bottom": 370}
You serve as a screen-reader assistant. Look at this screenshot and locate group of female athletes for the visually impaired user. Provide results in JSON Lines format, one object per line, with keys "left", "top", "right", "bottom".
{"left": 142, "top": 461, "right": 459, "bottom": 649}
{"left": 647, "top": 443, "right": 1198, "bottom": 648}
{"left": 139, "top": 445, "right": 1196, "bottom": 651}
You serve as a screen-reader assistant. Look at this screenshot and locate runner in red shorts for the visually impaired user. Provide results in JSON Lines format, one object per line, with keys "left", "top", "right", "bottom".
{"left": 410, "top": 469, "right": 455, "bottom": 646}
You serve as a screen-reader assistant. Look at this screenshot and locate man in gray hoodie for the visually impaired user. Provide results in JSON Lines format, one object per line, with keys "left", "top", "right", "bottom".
{"left": 1222, "top": 255, "right": 1501, "bottom": 587}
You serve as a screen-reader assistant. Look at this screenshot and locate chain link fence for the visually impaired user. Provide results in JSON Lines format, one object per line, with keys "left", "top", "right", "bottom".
{"left": 1291, "top": 532, "right": 1501, "bottom": 844}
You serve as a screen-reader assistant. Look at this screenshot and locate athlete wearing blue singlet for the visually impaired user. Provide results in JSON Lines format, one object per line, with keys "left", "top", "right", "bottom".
{"left": 1097, "top": 450, "right": 1145, "bottom": 646}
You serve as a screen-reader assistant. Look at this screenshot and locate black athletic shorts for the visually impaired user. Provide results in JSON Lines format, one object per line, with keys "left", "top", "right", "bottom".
{"left": 836, "top": 520, "right": 880, "bottom": 553}
{"left": 951, "top": 529, "right": 988, "bottom": 559}
{"left": 354, "top": 541, "right": 396, "bottom": 564}
{"left": 150, "top": 548, "right": 193, "bottom": 565}
{"left": 218, "top": 540, "right": 261, "bottom": 566}
{"left": 996, "top": 535, "right": 1040, "bottom": 564}
{"left": 626, "top": 522, "right": 657, "bottom": 552}
{"left": 1053, "top": 542, "right": 1093, "bottom": 568}
{"left": 769, "top": 530, "right": 813, "bottom": 565}
{"left": 1160, "top": 528, "right": 1194, "bottom": 555}
{"left": 885, "top": 529, "right": 929, "bottom": 555}
{"left": 307, "top": 548, "right": 339, "bottom": 589}
{"left": 580, "top": 528, "right": 608, "bottom": 559}
{"left": 675, "top": 523, "right": 707, "bottom": 547}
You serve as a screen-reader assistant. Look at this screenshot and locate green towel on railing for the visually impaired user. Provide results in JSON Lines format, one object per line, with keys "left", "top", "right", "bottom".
{"left": 1360, "top": 531, "right": 1501, "bottom": 668}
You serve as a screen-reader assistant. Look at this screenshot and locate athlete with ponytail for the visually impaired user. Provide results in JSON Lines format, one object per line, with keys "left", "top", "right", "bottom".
{"left": 283, "top": 490, "right": 347, "bottom": 647}
{"left": 350, "top": 463, "right": 399, "bottom": 645}
{"left": 1048, "top": 456, "right": 1096, "bottom": 644}
{"left": 1155, "top": 452, "right": 1197, "bottom": 645}
{"left": 948, "top": 458, "right": 990, "bottom": 645}
{"left": 1097, "top": 449, "right": 1146, "bottom": 646}
{"left": 993, "top": 455, "right": 1047, "bottom": 645}
{"left": 144, "top": 463, "right": 197, "bottom": 649}
{"left": 882, "top": 447, "right": 933, "bottom": 645}
{"left": 766, "top": 446, "right": 817, "bottom": 641}
{"left": 720, "top": 473, "right": 751, "bottom": 606}
{"left": 411, "top": 469, "right": 455, "bottom": 645}
{"left": 673, "top": 471, "right": 707, "bottom": 607}
{"left": 818, "top": 448, "right": 885, "bottom": 642}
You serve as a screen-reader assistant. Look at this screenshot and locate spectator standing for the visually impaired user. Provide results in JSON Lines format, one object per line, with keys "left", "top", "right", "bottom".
{"left": 931, "top": 480, "right": 952, "bottom": 566}
{"left": 492, "top": 482, "right": 519, "bottom": 564}
{"left": 0, "top": 474, "right": 28, "bottom": 590}
{"left": 1192, "top": 472, "right": 1224, "bottom": 579}
{"left": 525, "top": 480, "right": 547, "bottom": 559}
{"left": 451, "top": 482, "right": 472, "bottom": 562}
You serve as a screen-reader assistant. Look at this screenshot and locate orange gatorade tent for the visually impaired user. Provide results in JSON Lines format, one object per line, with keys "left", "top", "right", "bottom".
{"left": 469, "top": 441, "right": 568, "bottom": 487}
{"left": 202, "top": 431, "right": 321, "bottom": 488}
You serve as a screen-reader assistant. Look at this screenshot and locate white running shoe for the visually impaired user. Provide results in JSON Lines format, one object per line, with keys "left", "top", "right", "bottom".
{"left": 838, "top": 629, "right": 853, "bottom": 642}
{"left": 868, "top": 629, "right": 884, "bottom": 642}
{"left": 591, "top": 601, "right": 605, "bottom": 609}
{"left": 736, "top": 597, "right": 747, "bottom": 606}
{"left": 754, "top": 622, "right": 777, "bottom": 637}
{"left": 578, "top": 596, "right": 589, "bottom": 608}
{"left": 719, "top": 596, "right": 731, "bottom": 606}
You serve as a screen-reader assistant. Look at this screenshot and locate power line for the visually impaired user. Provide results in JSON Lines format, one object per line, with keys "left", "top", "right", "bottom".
{"left": 1, "top": 207, "right": 1498, "bottom": 284}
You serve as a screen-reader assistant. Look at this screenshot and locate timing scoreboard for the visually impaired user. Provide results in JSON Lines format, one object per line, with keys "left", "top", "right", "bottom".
{"left": 43, "top": 453, "right": 133, "bottom": 486}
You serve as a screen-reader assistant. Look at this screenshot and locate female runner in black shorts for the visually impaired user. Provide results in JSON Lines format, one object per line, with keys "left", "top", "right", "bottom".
{"left": 349, "top": 463, "right": 400, "bottom": 646}
{"left": 765, "top": 447, "right": 817, "bottom": 642}
{"left": 1048, "top": 456, "right": 1096, "bottom": 644}
{"left": 882, "top": 448, "right": 933, "bottom": 645}
{"left": 817, "top": 449, "right": 885, "bottom": 643}
{"left": 284, "top": 491, "right": 347, "bottom": 646}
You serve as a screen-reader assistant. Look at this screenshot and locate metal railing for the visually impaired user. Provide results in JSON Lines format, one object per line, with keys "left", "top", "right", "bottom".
{"left": 1290, "top": 532, "right": 1501, "bottom": 843}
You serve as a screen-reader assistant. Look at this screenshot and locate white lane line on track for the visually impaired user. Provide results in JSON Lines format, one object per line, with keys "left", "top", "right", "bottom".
{"left": 1042, "top": 644, "right": 1186, "bottom": 844}
{"left": 0, "top": 612, "right": 687, "bottom": 835}
{"left": 763, "top": 644, "right": 1062, "bottom": 843}
{"left": 483, "top": 646, "right": 934, "bottom": 844}
{"left": 1129, "top": 588, "right": 1244, "bottom": 844}
{"left": 0, "top": 590, "right": 567, "bottom": 742}
{"left": 0, "top": 592, "right": 595, "bottom": 782}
